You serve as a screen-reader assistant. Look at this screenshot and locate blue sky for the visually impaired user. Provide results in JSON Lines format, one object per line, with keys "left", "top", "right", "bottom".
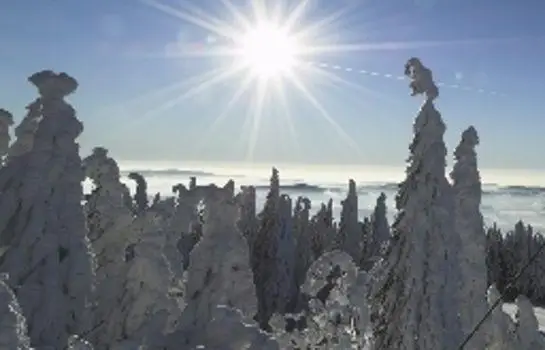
{"left": 1, "top": 0, "right": 544, "bottom": 170}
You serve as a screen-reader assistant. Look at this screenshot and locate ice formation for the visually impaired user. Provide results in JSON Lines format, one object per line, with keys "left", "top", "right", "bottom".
{"left": 0, "top": 70, "right": 96, "bottom": 349}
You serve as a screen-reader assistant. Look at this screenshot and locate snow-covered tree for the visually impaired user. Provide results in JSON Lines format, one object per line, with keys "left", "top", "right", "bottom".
{"left": 163, "top": 194, "right": 258, "bottom": 347}
{"left": 371, "top": 58, "right": 462, "bottom": 350}
{"left": 110, "top": 212, "right": 181, "bottom": 347}
{"left": 486, "top": 225, "right": 504, "bottom": 288}
{"left": 0, "top": 109, "right": 14, "bottom": 158}
{"left": 0, "top": 273, "right": 31, "bottom": 349}
{"left": 128, "top": 171, "right": 148, "bottom": 215}
{"left": 83, "top": 147, "right": 141, "bottom": 347}
{"left": 513, "top": 295, "right": 545, "bottom": 349}
{"left": 291, "top": 250, "right": 371, "bottom": 349}
{"left": 0, "top": 71, "right": 96, "bottom": 349}
{"left": 366, "top": 192, "right": 390, "bottom": 262}
{"left": 6, "top": 99, "right": 40, "bottom": 158}
{"left": 486, "top": 285, "right": 517, "bottom": 349}
{"left": 276, "top": 194, "right": 296, "bottom": 313}
{"left": 339, "top": 180, "right": 361, "bottom": 263}
{"left": 252, "top": 167, "right": 281, "bottom": 329}
{"left": 451, "top": 126, "right": 488, "bottom": 349}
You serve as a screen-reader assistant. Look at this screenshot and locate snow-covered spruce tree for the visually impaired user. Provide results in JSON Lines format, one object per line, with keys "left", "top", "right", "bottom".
{"left": 339, "top": 180, "right": 362, "bottom": 263}
{"left": 82, "top": 147, "right": 141, "bottom": 347}
{"left": 293, "top": 196, "right": 314, "bottom": 301}
{"left": 371, "top": 58, "right": 462, "bottom": 350}
{"left": 252, "top": 167, "right": 281, "bottom": 329}
{"left": 276, "top": 194, "right": 297, "bottom": 313}
{"left": 0, "top": 273, "right": 31, "bottom": 349}
{"left": 365, "top": 192, "right": 390, "bottom": 264}
{"left": 161, "top": 193, "right": 260, "bottom": 348}
{"left": 486, "top": 284, "right": 517, "bottom": 349}
{"left": 309, "top": 199, "right": 335, "bottom": 256}
{"left": 486, "top": 225, "right": 504, "bottom": 288}
{"left": 0, "top": 71, "right": 95, "bottom": 349}
{"left": 0, "top": 109, "right": 14, "bottom": 158}
{"left": 109, "top": 211, "right": 181, "bottom": 348}
{"left": 235, "top": 185, "right": 257, "bottom": 250}
{"left": 513, "top": 294, "right": 545, "bottom": 349}
{"left": 127, "top": 171, "right": 148, "bottom": 215}
{"left": 172, "top": 183, "right": 200, "bottom": 269}
{"left": 450, "top": 126, "right": 488, "bottom": 349}
{"left": 6, "top": 99, "right": 41, "bottom": 158}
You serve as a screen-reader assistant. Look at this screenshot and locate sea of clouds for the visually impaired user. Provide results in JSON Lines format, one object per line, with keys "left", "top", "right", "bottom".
{"left": 82, "top": 163, "right": 545, "bottom": 233}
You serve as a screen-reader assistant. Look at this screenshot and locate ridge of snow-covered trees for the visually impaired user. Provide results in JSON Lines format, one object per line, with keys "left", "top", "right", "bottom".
{"left": 0, "top": 60, "right": 543, "bottom": 349}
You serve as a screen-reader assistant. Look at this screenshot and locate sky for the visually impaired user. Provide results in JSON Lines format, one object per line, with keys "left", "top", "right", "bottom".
{"left": 1, "top": 0, "right": 544, "bottom": 171}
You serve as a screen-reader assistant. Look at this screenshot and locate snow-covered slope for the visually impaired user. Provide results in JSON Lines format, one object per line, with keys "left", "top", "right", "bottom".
{"left": 503, "top": 304, "right": 545, "bottom": 332}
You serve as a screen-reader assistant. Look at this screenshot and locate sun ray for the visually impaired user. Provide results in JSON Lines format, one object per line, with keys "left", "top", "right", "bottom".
{"left": 219, "top": 0, "right": 252, "bottom": 30}
{"left": 126, "top": 66, "right": 244, "bottom": 129}
{"left": 292, "top": 7, "right": 349, "bottom": 42}
{"left": 283, "top": 0, "right": 311, "bottom": 32}
{"left": 300, "top": 36, "right": 528, "bottom": 55}
{"left": 287, "top": 75, "right": 362, "bottom": 155}
{"left": 140, "top": 0, "right": 239, "bottom": 40}
{"left": 245, "top": 80, "right": 268, "bottom": 161}
{"left": 195, "top": 74, "right": 255, "bottom": 152}
{"left": 272, "top": 79, "right": 301, "bottom": 158}
{"left": 250, "top": 0, "right": 267, "bottom": 23}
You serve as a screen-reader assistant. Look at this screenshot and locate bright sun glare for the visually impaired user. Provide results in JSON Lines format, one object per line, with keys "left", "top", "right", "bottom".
{"left": 237, "top": 22, "right": 300, "bottom": 79}
{"left": 137, "top": 0, "right": 395, "bottom": 161}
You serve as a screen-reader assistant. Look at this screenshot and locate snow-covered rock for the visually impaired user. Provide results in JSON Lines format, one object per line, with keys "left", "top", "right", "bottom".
{"left": 0, "top": 70, "right": 96, "bottom": 349}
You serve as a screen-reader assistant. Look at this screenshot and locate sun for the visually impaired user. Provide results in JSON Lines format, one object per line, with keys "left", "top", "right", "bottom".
{"left": 139, "top": 0, "right": 365, "bottom": 161}
{"left": 236, "top": 22, "right": 300, "bottom": 79}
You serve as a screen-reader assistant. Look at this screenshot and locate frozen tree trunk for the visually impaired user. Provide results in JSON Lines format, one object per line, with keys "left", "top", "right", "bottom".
{"left": 0, "top": 274, "right": 31, "bottom": 349}
{"left": 0, "top": 71, "right": 96, "bottom": 349}
{"left": 163, "top": 196, "right": 258, "bottom": 347}
{"left": 371, "top": 59, "right": 462, "bottom": 350}
{"left": 339, "top": 180, "right": 362, "bottom": 263}
{"left": 450, "top": 126, "right": 489, "bottom": 349}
